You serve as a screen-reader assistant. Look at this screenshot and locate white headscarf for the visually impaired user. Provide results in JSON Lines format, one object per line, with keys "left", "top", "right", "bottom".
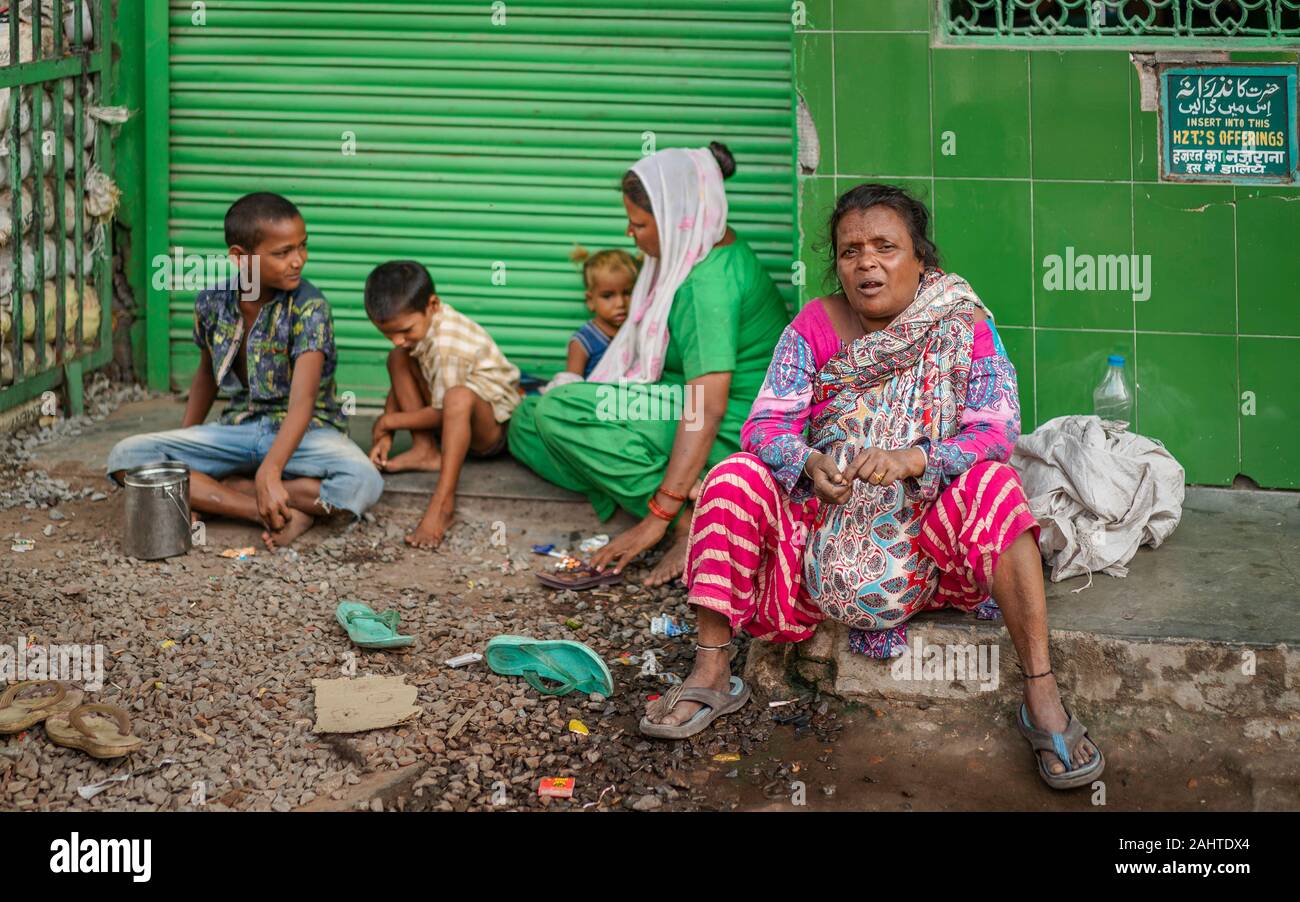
{"left": 587, "top": 146, "right": 728, "bottom": 384}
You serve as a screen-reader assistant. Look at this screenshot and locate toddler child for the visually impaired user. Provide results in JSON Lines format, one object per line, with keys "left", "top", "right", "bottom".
{"left": 562, "top": 247, "right": 636, "bottom": 379}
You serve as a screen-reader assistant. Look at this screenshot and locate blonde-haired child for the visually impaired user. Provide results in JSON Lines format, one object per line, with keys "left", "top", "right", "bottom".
{"left": 564, "top": 247, "right": 638, "bottom": 378}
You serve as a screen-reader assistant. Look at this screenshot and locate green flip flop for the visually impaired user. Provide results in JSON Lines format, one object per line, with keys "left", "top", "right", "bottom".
{"left": 335, "top": 600, "right": 416, "bottom": 650}
{"left": 484, "top": 635, "right": 614, "bottom": 697}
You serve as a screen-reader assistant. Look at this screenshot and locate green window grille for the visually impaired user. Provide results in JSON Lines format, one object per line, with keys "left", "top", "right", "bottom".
{"left": 0, "top": 1, "right": 114, "bottom": 416}
{"left": 938, "top": 0, "right": 1300, "bottom": 48}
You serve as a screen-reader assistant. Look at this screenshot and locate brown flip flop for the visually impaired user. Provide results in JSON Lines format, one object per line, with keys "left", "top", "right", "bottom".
{"left": 536, "top": 563, "right": 623, "bottom": 591}
{"left": 1016, "top": 703, "right": 1105, "bottom": 790}
{"left": 44, "top": 703, "right": 144, "bottom": 759}
{"left": 639, "top": 676, "right": 751, "bottom": 740}
{"left": 0, "top": 681, "right": 85, "bottom": 734}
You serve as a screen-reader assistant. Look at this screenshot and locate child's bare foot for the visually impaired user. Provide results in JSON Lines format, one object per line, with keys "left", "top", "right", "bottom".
{"left": 384, "top": 445, "right": 443, "bottom": 473}
{"left": 262, "top": 509, "right": 315, "bottom": 550}
{"left": 405, "top": 501, "right": 455, "bottom": 550}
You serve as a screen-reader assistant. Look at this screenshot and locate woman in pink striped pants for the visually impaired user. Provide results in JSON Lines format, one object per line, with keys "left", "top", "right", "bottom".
{"left": 641, "top": 184, "right": 1104, "bottom": 790}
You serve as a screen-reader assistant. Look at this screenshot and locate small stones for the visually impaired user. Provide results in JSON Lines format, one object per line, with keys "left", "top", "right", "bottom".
{"left": 0, "top": 378, "right": 779, "bottom": 814}
{"left": 631, "top": 794, "right": 662, "bottom": 811}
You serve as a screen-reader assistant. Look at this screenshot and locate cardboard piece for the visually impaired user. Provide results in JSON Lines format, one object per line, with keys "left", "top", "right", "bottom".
{"left": 311, "top": 675, "right": 420, "bottom": 734}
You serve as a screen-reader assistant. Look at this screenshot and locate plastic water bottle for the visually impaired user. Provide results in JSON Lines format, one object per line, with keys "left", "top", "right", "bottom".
{"left": 1092, "top": 354, "right": 1132, "bottom": 425}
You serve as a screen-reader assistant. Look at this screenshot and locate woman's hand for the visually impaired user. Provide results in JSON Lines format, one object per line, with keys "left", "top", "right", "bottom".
{"left": 806, "top": 451, "right": 851, "bottom": 504}
{"left": 591, "top": 514, "right": 671, "bottom": 574}
{"left": 842, "top": 447, "right": 926, "bottom": 487}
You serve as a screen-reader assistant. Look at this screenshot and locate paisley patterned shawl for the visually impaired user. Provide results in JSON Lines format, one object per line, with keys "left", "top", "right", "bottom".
{"left": 801, "top": 270, "right": 991, "bottom": 630}
{"left": 810, "top": 270, "right": 988, "bottom": 462}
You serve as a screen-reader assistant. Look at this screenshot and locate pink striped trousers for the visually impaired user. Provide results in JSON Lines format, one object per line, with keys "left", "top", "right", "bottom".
{"left": 684, "top": 453, "right": 1039, "bottom": 642}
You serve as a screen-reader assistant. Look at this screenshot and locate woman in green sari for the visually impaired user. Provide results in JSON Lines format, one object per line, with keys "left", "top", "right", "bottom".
{"left": 508, "top": 142, "right": 789, "bottom": 584}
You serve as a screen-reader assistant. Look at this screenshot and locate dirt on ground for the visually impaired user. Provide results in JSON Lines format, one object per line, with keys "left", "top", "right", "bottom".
{"left": 0, "top": 382, "right": 1291, "bottom": 813}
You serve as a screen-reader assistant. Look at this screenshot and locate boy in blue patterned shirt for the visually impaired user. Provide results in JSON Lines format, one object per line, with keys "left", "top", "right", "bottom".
{"left": 107, "top": 193, "right": 382, "bottom": 548}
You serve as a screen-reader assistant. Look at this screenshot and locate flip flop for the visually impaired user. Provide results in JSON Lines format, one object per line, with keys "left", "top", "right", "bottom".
{"left": 536, "top": 563, "right": 623, "bottom": 591}
{"left": 639, "top": 676, "right": 751, "bottom": 740}
{"left": 484, "top": 635, "right": 614, "bottom": 697}
{"left": 335, "top": 600, "right": 416, "bottom": 650}
{"left": 0, "top": 681, "right": 85, "bottom": 734}
{"left": 1016, "top": 703, "right": 1106, "bottom": 790}
{"left": 44, "top": 703, "right": 144, "bottom": 759}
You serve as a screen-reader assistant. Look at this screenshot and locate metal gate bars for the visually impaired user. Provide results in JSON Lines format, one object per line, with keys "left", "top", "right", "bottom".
{"left": 0, "top": 0, "right": 114, "bottom": 416}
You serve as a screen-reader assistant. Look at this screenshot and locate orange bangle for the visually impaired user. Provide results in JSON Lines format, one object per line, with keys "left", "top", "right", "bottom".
{"left": 656, "top": 486, "right": 687, "bottom": 502}
{"left": 647, "top": 497, "right": 678, "bottom": 521}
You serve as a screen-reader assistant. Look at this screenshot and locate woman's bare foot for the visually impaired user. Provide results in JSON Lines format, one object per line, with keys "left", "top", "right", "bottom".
{"left": 1023, "top": 674, "right": 1098, "bottom": 775}
{"left": 384, "top": 443, "right": 442, "bottom": 474}
{"left": 406, "top": 499, "right": 455, "bottom": 550}
{"left": 646, "top": 648, "right": 733, "bottom": 727}
{"left": 644, "top": 512, "right": 691, "bottom": 587}
{"left": 644, "top": 537, "right": 688, "bottom": 587}
{"left": 261, "top": 508, "right": 314, "bottom": 550}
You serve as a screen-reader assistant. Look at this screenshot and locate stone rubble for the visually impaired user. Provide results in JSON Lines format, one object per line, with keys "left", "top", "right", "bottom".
{"left": 0, "top": 378, "right": 844, "bottom": 812}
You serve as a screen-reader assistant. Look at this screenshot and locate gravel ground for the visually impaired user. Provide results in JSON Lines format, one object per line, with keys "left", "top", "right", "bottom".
{"left": 3, "top": 379, "right": 1285, "bottom": 813}
{"left": 0, "top": 378, "right": 847, "bottom": 812}
{"left": 0, "top": 496, "right": 848, "bottom": 812}
{"left": 0, "top": 373, "right": 157, "bottom": 513}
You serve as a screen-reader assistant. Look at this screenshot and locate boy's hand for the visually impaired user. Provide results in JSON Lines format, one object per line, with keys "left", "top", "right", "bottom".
{"left": 369, "top": 433, "right": 393, "bottom": 470}
{"left": 255, "top": 465, "right": 292, "bottom": 530}
{"left": 806, "top": 452, "right": 851, "bottom": 505}
{"left": 373, "top": 413, "right": 394, "bottom": 439}
{"left": 841, "top": 447, "right": 926, "bottom": 487}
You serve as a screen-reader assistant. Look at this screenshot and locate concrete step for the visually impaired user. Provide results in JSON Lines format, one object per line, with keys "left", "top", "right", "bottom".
{"left": 28, "top": 397, "right": 585, "bottom": 504}
{"left": 744, "top": 482, "right": 1299, "bottom": 723}
{"left": 746, "top": 617, "right": 1299, "bottom": 723}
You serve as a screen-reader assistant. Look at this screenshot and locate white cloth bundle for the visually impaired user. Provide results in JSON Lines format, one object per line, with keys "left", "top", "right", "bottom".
{"left": 1011, "top": 415, "right": 1185, "bottom": 584}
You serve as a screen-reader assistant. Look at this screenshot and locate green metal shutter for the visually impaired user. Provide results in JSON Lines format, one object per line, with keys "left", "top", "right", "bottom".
{"left": 164, "top": 0, "right": 794, "bottom": 401}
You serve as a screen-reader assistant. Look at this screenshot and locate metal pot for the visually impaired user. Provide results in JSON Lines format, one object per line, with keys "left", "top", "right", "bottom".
{"left": 121, "top": 461, "right": 192, "bottom": 560}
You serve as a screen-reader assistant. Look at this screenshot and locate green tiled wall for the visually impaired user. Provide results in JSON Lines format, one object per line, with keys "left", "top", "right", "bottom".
{"left": 794, "top": 2, "right": 1300, "bottom": 488}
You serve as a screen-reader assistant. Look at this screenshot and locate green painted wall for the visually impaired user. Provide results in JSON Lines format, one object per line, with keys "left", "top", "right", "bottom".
{"left": 794, "top": 0, "right": 1300, "bottom": 489}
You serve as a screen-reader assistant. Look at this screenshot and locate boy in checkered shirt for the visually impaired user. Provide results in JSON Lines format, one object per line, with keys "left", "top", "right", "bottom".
{"left": 364, "top": 260, "right": 520, "bottom": 549}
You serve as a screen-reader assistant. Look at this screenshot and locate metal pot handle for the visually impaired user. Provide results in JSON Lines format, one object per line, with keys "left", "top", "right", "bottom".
{"left": 165, "top": 483, "right": 190, "bottom": 527}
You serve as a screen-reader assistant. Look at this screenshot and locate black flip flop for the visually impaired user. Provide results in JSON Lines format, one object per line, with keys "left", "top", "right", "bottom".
{"left": 536, "top": 563, "right": 623, "bottom": 591}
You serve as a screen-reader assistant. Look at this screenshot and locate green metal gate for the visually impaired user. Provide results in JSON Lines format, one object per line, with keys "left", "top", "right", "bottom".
{"left": 150, "top": 0, "right": 794, "bottom": 401}
{"left": 0, "top": 0, "right": 114, "bottom": 415}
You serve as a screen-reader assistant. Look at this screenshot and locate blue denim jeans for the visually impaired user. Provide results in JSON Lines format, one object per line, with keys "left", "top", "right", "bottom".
{"left": 105, "top": 419, "right": 384, "bottom": 516}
